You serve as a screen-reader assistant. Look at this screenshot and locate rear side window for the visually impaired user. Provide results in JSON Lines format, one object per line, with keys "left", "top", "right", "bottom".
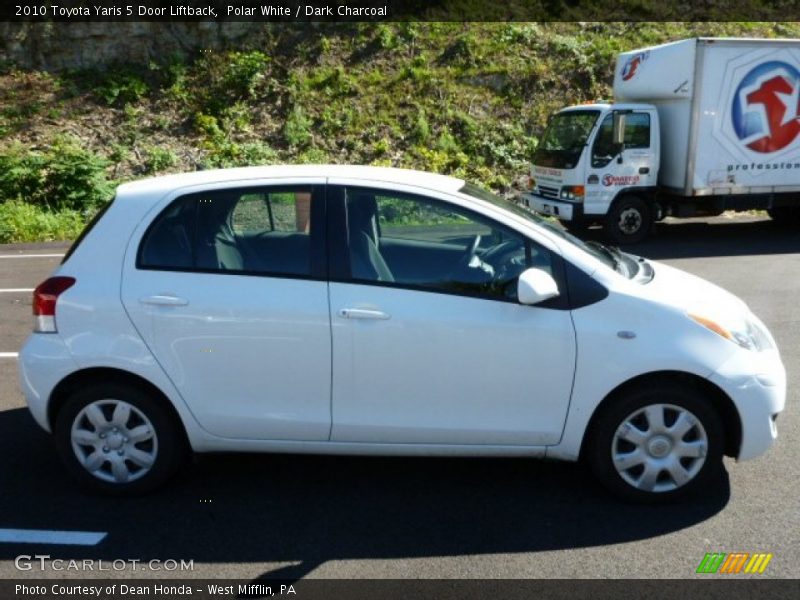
{"left": 62, "top": 199, "right": 114, "bottom": 264}
{"left": 137, "top": 186, "right": 316, "bottom": 277}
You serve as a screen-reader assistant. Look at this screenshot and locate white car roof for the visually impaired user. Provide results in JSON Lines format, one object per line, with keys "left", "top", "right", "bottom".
{"left": 116, "top": 165, "right": 466, "bottom": 199}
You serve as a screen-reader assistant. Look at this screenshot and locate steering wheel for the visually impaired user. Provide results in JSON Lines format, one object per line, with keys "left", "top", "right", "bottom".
{"left": 453, "top": 234, "right": 481, "bottom": 270}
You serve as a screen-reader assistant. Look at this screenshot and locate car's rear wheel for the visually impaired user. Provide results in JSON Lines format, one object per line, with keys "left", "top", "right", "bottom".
{"left": 586, "top": 383, "right": 724, "bottom": 502}
{"left": 54, "top": 383, "right": 186, "bottom": 495}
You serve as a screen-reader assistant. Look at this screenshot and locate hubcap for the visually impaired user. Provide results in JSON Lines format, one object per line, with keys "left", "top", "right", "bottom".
{"left": 70, "top": 399, "right": 158, "bottom": 484}
{"left": 618, "top": 207, "right": 642, "bottom": 234}
{"left": 611, "top": 403, "right": 708, "bottom": 493}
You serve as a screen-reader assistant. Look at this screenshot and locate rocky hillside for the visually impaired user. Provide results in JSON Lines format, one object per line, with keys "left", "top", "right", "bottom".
{"left": 1, "top": 21, "right": 797, "bottom": 240}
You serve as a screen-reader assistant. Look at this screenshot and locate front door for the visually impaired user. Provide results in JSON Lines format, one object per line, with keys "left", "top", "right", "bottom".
{"left": 586, "top": 111, "right": 656, "bottom": 215}
{"left": 328, "top": 185, "right": 576, "bottom": 446}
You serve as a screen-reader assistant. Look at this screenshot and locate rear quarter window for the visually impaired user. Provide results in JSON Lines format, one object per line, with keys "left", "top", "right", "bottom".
{"left": 61, "top": 199, "right": 114, "bottom": 264}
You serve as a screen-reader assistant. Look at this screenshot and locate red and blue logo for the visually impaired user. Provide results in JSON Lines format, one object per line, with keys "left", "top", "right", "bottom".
{"left": 621, "top": 51, "right": 649, "bottom": 81}
{"left": 732, "top": 61, "right": 800, "bottom": 153}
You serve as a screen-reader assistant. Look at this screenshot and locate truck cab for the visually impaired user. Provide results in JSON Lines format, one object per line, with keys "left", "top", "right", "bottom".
{"left": 523, "top": 103, "right": 661, "bottom": 243}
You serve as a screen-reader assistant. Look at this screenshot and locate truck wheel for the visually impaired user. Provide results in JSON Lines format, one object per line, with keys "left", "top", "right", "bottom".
{"left": 768, "top": 207, "right": 800, "bottom": 227}
{"left": 586, "top": 382, "right": 724, "bottom": 503}
{"left": 562, "top": 220, "right": 588, "bottom": 237}
{"left": 605, "top": 196, "right": 651, "bottom": 245}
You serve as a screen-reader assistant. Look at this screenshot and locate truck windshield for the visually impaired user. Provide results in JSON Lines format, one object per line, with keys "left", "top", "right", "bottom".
{"left": 533, "top": 110, "right": 600, "bottom": 170}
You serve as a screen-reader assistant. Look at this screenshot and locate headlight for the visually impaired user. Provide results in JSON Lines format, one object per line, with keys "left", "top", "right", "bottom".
{"left": 559, "top": 185, "right": 585, "bottom": 201}
{"left": 688, "top": 311, "right": 774, "bottom": 352}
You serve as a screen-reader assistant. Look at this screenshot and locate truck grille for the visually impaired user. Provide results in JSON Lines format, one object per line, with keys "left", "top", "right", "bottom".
{"left": 537, "top": 185, "right": 560, "bottom": 200}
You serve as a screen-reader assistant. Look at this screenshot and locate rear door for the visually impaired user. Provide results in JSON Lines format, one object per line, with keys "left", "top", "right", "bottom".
{"left": 121, "top": 180, "right": 332, "bottom": 441}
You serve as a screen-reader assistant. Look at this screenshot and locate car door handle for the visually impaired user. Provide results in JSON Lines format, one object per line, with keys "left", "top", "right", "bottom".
{"left": 639, "top": 167, "right": 650, "bottom": 174}
{"left": 140, "top": 294, "right": 189, "bottom": 307}
{"left": 339, "top": 308, "right": 390, "bottom": 320}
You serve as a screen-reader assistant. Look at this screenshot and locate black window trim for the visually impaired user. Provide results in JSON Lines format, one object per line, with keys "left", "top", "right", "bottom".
{"left": 328, "top": 184, "right": 569, "bottom": 309}
{"left": 135, "top": 183, "right": 328, "bottom": 282}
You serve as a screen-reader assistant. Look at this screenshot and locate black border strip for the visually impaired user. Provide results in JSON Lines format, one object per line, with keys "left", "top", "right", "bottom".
{"left": 4, "top": 0, "right": 800, "bottom": 22}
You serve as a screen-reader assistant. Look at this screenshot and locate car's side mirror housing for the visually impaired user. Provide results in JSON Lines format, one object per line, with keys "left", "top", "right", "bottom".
{"left": 517, "top": 268, "right": 560, "bottom": 305}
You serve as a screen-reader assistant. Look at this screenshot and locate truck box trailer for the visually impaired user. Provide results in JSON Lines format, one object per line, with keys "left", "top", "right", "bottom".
{"left": 522, "top": 38, "right": 800, "bottom": 243}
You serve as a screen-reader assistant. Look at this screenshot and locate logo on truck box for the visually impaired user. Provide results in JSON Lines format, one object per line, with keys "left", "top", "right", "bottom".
{"left": 620, "top": 51, "right": 650, "bottom": 81}
{"left": 732, "top": 61, "right": 800, "bottom": 153}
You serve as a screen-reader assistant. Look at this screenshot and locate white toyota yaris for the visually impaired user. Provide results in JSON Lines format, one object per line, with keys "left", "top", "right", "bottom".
{"left": 18, "top": 165, "right": 785, "bottom": 501}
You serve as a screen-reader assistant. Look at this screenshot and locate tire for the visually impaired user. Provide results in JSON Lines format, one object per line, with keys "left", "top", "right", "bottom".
{"left": 54, "top": 382, "right": 187, "bottom": 495}
{"left": 768, "top": 206, "right": 800, "bottom": 228}
{"left": 604, "top": 195, "right": 652, "bottom": 245}
{"left": 562, "top": 219, "right": 588, "bottom": 237}
{"left": 586, "top": 382, "right": 724, "bottom": 503}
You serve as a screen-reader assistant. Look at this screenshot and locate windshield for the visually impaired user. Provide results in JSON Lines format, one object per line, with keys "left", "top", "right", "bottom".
{"left": 459, "top": 183, "right": 619, "bottom": 272}
{"left": 533, "top": 110, "right": 600, "bottom": 170}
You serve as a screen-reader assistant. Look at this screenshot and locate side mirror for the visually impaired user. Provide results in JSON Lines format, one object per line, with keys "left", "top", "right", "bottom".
{"left": 612, "top": 112, "right": 626, "bottom": 165}
{"left": 517, "top": 268, "right": 559, "bottom": 305}
{"left": 612, "top": 112, "right": 626, "bottom": 146}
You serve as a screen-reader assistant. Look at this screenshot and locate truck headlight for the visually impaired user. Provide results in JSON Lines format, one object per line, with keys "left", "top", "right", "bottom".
{"left": 688, "top": 310, "right": 774, "bottom": 352}
{"left": 560, "top": 185, "right": 585, "bottom": 201}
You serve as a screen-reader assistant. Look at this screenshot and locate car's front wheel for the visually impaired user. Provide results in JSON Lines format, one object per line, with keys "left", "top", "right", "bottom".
{"left": 586, "top": 383, "right": 724, "bottom": 502}
{"left": 54, "top": 383, "right": 186, "bottom": 495}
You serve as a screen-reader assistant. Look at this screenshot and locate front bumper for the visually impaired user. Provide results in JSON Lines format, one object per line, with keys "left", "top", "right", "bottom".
{"left": 709, "top": 348, "right": 786, "bottom": 461}
{"left": 521, "top": 193, "right": 581, "bottom": 221}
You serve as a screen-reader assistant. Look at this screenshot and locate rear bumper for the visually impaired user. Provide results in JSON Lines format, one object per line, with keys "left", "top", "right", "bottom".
{"left": 709, "top": 348, "right": 786, "bottom": 461}
{"left": 522, "top": 193, "right": 581, "bottom": 221}
{"left": 18, "top": 333, "right": 77, "bottom": 433}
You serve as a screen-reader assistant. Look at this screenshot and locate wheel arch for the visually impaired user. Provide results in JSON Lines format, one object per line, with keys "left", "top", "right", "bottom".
{"left": 48, "top": 367, "right": 190, "bottom": 450}
{"left": 579, "top": 370, "right": 742, "bottom": 460}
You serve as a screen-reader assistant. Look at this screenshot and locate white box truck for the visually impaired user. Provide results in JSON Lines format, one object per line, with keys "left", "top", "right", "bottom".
{"left": 522, "top": 37, "right": 800, "bottom": 243}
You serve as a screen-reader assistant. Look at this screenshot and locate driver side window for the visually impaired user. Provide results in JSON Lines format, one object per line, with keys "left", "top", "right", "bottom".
{"left": 592, "top": 112, "right": 651, "bottom": 168}
{"left": 344, "top": 187, "right": 553, "bottom": 301}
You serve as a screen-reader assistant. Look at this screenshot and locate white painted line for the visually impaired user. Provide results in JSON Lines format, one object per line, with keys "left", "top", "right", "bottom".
{"left": 0, "top": 353, "right": 19, "bottom": 358}
{"left": 0, "top": 528, "right": 107, "bottom": 546}
{"left": 0, "top": 288, "right": 33, "bottom": 293}
{"left": 0, "top": 253, "right": 64, "bottom": 259}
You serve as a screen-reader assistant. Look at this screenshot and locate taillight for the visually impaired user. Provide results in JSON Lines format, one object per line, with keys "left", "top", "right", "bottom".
{"left": 32, "top": 276, "right": 75, "bottom": 333}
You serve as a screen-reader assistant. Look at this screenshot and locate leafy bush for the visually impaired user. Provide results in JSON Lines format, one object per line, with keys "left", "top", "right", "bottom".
{"left": 201, "top": 140, "right": 279, "bottom": 169}
{"left": 410, "top": 110, "right": 431, "bottom": 144}
{"left": 284, "top": 105, "right": 313, "bottom": 148}
{"left": 193, "top": 51, "right": 270, "bottom": 116}
{"left": 0, "top": 200, "right": 87, "bottom": 243}
{"left": 143, "top": 146, "right": 178, "bottom": 174}
{"left": 94, "top": 72, "right": 149, "bottom": 106}
{"left": 0, "top": 138, "right": 113, "bottom": 211}
{"left": 224, "top": 51, "right": 270, "bottom": 99}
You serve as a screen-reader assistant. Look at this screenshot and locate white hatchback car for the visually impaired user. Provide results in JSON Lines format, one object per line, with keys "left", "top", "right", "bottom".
{"left": 19, "top": 165, "right": 785, "bottom": 501}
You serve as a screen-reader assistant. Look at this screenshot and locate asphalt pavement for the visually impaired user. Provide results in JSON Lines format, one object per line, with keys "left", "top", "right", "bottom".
{"left": 0, "top": 217, "right": 797, "bottom": 582}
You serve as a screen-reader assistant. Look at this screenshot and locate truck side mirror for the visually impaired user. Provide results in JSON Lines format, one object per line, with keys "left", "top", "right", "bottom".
{"left": 612, "top": 112, "right": 626, "bottom": 146}
{"left": 612, "top": 112, "right": 626, "bottom": 163}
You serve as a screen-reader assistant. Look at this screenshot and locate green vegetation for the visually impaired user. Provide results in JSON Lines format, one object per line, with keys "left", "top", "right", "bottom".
{"left": 0, "top": 200, "right": 86, "bottom": 243}
{"left": 0, "top": 137, "right": 113, "bottom": 211}
{"left": 1, "top": 22, "right": 797, "bottom": 241}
